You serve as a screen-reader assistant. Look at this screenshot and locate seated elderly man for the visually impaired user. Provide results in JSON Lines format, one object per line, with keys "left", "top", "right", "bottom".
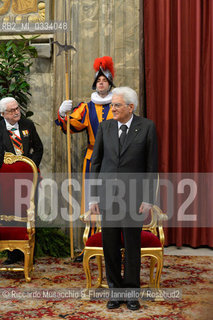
{"left": 0, "top": 97, "right": 43, "bottom": 264}
{"left": 0, "top": 97, "right": 43, "bottom": 166}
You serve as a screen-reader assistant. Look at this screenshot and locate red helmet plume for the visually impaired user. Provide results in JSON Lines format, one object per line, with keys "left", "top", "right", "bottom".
{"left": 93, "top": 56, "right": 115, "bottom": 78}
{"left": 92, "top": 56, "right": 115, "bottom": 90}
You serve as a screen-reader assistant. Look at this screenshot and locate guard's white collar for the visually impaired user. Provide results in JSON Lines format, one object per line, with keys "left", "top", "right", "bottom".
{"left": 91, "top": 92, "right": 112, "bottom": 105}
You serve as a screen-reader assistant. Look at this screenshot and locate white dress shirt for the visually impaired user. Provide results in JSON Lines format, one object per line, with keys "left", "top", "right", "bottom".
{"left": 118, "top": 115, "right": 133, "bottom": 137}
{"left": 4, "top": 119, "right": 20, "bottom": 138}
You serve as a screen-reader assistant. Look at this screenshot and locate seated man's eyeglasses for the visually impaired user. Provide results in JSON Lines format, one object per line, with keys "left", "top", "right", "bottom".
{"left": 5, "top": 106, "right": 20, "bottom": 114}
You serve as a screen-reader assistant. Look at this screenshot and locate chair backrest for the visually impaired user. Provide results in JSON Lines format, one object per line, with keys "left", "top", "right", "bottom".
{"left": 0, "top": 152, "right": 38, "bottom": 227}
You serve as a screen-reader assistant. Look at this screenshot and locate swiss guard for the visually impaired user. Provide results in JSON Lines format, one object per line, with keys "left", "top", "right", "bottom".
{"left": 56, "top": 56, "right": 115, "bottom": 261}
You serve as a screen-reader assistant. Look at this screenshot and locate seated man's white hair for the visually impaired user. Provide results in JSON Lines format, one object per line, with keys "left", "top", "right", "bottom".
{"left": 0, "top": 97, "right": 17, "bottom": 113}
{"left": 112, "top": 87, "right": 138, "bottom": 111}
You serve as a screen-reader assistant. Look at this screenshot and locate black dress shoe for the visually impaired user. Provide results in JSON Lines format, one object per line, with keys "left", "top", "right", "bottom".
{"left": 3, "top": 250, "right": 23, "bottom": 265}
{"left": 126, "top": 300, "right": 140, "bottom": 311}
{"left": 3, "top": 258, "right": 15, "bottom": 265}
{"left": 74, "top": 254, "right": 83, "bottom": 262}
{"left": 107, "top": 300, "right": 121, "bottom": 309}
{"left": 74, "top": 253, "right": 95, "bottom": 262}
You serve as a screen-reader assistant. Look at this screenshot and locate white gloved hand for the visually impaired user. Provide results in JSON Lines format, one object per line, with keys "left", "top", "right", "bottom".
{"left": 59, "top": 100, "right": 73, "bottom": 118}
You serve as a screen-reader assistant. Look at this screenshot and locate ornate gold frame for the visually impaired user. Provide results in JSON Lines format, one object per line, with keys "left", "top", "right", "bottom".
{"left": 0, "top": 152, "right": 38, "bottom": 282}
{"left": 0, "top": 1, "right": 51, "bottom": 24}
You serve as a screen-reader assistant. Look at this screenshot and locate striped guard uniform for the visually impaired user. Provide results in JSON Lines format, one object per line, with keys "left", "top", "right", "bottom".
{"left": 56, "top": 98, "right": 113, "bottom": 214}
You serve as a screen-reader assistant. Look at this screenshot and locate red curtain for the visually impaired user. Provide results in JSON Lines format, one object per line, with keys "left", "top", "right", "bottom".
{"left": 143, "top": 0, "right": 213, "bottom": 247}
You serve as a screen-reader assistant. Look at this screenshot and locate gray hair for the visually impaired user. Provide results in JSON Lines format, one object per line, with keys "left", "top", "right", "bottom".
{"left": 0, "top": 97, "right": 17, "bottom": 113}
{"left": 112, "top": 87, "right": 138, "bottom": 111}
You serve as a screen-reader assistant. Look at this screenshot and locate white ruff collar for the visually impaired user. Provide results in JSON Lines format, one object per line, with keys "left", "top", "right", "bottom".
{"left": 91, "top": 92, "right": 112, "bottom": 105}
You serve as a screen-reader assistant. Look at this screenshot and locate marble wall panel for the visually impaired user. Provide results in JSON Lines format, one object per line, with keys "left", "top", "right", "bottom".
{"left": 29, "top": 57, "right": 54, "bottom": 173}
{"left": 53, "top": 0, "right": 140, "bottom": 171}
{"left": 0, "top": 0, "right": 51, "bottom": 23}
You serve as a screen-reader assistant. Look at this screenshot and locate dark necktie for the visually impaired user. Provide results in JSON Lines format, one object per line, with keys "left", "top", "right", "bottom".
{"left": 119, "top": 124, "right": 128, "bottom": 151}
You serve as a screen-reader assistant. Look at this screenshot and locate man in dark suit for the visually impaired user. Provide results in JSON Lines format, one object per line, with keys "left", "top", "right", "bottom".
{"left": 0, "top": 97, "right": 43, "bottom": 264}
{"left": 90, "top": 87, "right": 158, "bottom": 310}
{"left": 0, "top": 97, "right": 43, "bottom": 167}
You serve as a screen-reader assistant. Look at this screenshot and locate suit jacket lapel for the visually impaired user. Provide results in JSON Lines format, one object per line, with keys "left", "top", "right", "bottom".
{"left": 109, "top": 120, "right": 119, "bottom": 157}
{"left": 120, "top": 115, "right": 142, "bottom": 156}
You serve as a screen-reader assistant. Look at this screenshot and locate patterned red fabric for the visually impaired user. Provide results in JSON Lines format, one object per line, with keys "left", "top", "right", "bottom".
{"left": 0, "top": 227, "right": 29, "bottom": 240}
{"left": 86, "top": 231, "right": 162, "bottom": 248}
{"left": 0, "top": 161, "right": 33, "bottom": 218}
{"left": 0, "top": 161, "right": 33, "bottom": 173}
{"left": 86, "top": 232, "right": 102, "bottom": 247}
{"left": 140, "top": 231, "right": 162, "bottom": 247}
{"left": 0, "top": 161, "right": 34, "bottom": 241}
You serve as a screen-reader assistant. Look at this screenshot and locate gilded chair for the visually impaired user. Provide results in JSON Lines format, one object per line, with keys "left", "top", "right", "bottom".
{"left": 0, "top": 152, "right": 38, "bottom": 282}
{"left": 81, "top": 205, "right": 167, "bottom": 289}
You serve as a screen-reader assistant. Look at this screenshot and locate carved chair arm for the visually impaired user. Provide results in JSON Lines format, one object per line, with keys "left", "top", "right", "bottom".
{"left": 81, "top": 210, "right": 102, "bottom": 245}
{"left": 152, "top": 205, "right": 168, "bottom": 247}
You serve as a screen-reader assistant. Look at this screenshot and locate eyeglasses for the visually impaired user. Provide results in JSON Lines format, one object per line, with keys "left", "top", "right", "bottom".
{"left": 110, "top": 103, "right": 129, "bottom": 109}
{"left": 5, "top": 106, "right": 20, "bottom": 114}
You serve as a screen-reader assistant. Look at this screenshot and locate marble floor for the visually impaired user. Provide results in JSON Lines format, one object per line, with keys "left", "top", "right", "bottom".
{"left": 164, "top": 245, "right": 213, "bottom": 256}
